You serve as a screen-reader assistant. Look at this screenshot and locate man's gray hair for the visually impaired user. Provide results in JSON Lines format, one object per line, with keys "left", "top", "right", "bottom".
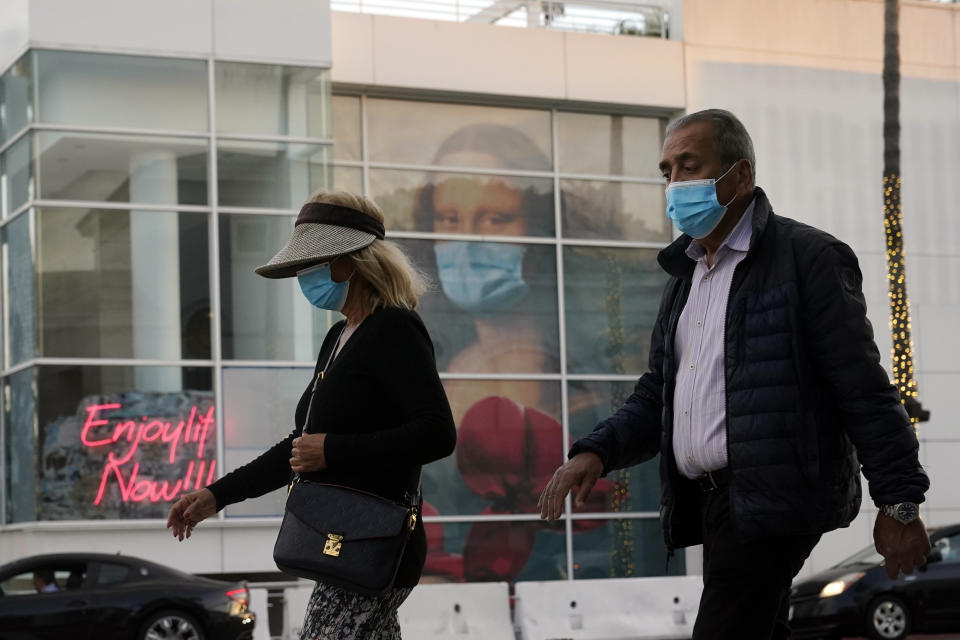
{"left": 666, "top": 109, "right": 756, "bottom": 181}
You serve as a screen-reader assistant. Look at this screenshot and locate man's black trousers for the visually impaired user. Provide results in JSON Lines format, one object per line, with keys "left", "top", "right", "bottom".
{"left": 691, "top": 482, "right": 822, "bottom": 640}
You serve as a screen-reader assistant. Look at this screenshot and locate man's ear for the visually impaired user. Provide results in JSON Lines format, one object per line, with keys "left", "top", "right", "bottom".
{"left": 737, "top": 159, "right": 754, "bottom": 197}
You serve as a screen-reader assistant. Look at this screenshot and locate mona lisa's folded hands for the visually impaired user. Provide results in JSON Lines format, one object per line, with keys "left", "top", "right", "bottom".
{"left": 291, "top": 433, "right": 328, "bottom": 474}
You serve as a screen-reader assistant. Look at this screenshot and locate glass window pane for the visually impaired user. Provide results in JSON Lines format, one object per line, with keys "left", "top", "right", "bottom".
{"left": 3, "top": 135, "right": 33, "bottom": 215}
{"left": 36, "top": 131, "right": 208, "bottom": 205}
{"left": 6, "top": 364, "right": 213, "bottom": 522}
{"left": 1, "top": 53, "right": 33, "bottom": 144}
{"left": 561, "top": 179, "right": 670, "bottom": 242}
{"left": 420, "top": 520, "right": 566, "bottom": 583}
{"left": 371, "top": 169, "right": 555, "bottom": 236}
{"left": 366, "top": 99, "right": 552, "bottom": 170}
{"left": 333, "top": 166, "right": 363, "bottom": 194}
{"left": 563, "top": 247, "right": 667, "bottom": 374}
{"left": 425, "top": 381, "right": 561, "bottom": 518}
{"left": 332, "top": 95, "right": 361, "bottom": 161}
{"left": 217, "top": 141, "right": 332, "bottom": 209}
{"left": 36, "top": 208, "right": 210, "bottom": 359}
{"left": 222, "top": 367, "right": 311, "bottom": 517}
{"left": 35, "top": 50, "right": 208, "bottom": 132}
{"left": 215, "top": 62, "right": 331, "bottom": 138}
{"left": 572, "top": 517, "right": 685, "bottom": 578}
{"left": 5, "top": 368, "right": 36, "bottom": 523}
{"left": 4, "top": 211, "right": 36, "bottom": 366}
{"left": 568, "top": 380, "right": 661, "bottom": 514}
{"left": 395, "top": 239, "right": 560, "bottom": 374}
{"left": 557, "top": 112, "right": 663, "bottom": 178}
{"left": 219, "top": 214, "right": 338, "bottom": 360}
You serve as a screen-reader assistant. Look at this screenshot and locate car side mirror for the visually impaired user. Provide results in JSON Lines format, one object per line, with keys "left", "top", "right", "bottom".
{"left": 925, "top": 548, "right": 943, "bottom": 567}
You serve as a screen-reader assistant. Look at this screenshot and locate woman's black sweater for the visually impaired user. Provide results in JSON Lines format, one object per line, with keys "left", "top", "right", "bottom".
{"left": 207, "top": 306, "right": 457, "bottom": 588}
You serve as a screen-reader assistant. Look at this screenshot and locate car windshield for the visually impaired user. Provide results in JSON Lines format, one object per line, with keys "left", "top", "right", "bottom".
{"left": 836, "top": 545, "right": 883, "bottom": 567}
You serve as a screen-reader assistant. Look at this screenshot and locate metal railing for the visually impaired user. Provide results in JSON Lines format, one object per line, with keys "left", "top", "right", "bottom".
{"left": 331, "top": 0, "right": 670, "bottom": 37}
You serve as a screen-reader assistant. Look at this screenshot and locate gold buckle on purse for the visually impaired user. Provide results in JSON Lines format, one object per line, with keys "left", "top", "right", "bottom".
{"left": 323, "top": 534, "right": 344, "bottom": 557}
{"left": 408, "top": 511, "right": 417, "bottom": 532}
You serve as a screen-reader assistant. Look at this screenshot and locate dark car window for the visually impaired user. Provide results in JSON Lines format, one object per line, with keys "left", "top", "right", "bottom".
{"left": 0, "top": 563, "right": 87, "bottom": 595}
{"left": 933, "top": 533, "right": 960, "bottom": 564}
{"left": 96, "top": 563, "right": 131, "bottom": 586}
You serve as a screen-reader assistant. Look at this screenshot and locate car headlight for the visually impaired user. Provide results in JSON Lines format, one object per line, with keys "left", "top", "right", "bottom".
{"left": 819, "top": 572, "right": 865, "bottom": 598}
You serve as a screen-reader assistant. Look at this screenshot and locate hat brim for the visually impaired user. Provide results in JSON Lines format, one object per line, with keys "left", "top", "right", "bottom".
{"left": 255, "top": 223, "right": 378, "bottom": 279}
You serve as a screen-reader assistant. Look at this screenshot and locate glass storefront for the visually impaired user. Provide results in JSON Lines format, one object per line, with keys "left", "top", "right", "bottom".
{"left": 1, "top": 49, "right": 679, "bottom": 582}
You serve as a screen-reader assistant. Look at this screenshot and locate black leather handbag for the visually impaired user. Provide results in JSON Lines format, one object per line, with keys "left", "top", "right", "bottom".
{"left": 272, "top": 328, "right": 421, "bottom": 595}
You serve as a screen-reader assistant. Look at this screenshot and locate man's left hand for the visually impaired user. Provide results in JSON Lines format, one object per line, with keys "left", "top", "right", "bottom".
{"left": 290, "top": 433, "right": 327, "bottom": 473}
{"left": 874, "top": 513, "right": 931, "bottom": 580}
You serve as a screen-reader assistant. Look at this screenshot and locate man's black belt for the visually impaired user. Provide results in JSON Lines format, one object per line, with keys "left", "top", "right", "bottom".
{"left": 693, "top": 467, "right": 730, "bottom": 492}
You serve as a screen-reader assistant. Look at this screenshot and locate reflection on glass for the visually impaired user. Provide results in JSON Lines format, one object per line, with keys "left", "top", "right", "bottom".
{"left": 35, "top": 131, "right": 208, "bottom": 205}
{"left": 332, "top": 95, "right": 361, "bottom": 161}
{"left": 371, "top": 168, "right": 554, "bottom": 235}
{"left": 6, "top": 365, "right": 213, "bottom": 522}
{"left": 35, "top": 50, "right": 208, "bottom": 132}
{"left": 572, "top": 517, "right": 685, "bottom": 578}
{"left": 423, "top": 382, "right": 561, "bottom": 518}
{"left": 5, "top": 212, "right": 36, "bottom": 366}
{"left": 397, "top": 238, "right": 559, "bottom": 376}
{"left": 333, "top": 165, "right": 363, "bottom": 194}
{"left": 1, "top": 53, "right": 32, "bottom": 143}
{"left": 568, "top": 380, "right": 661, "bottom": 514}
{"left": 419, "top": 520, "right": 566, "bottom": 584}
{"left": 216, "top": 62, "right": 331, "bottom": 138}
{"left": 219, "top": 214, "right": 337, "bottom": 360}
{"left": 561, "top": 179, "right": 669, "bottom": 242}
{"left": 217, "top": 141, "right": 332, "bottom": 208}
{"left": 223, "top": 367, "right": 312, "bottom": 517}
{"left": 3, "top": 135, "right": 33, "bottom": 215}
{"left": 35, "top": 208, "right": 210, "bottom": 360}
{"left": 563, "top": 246, "right": 666, "bottom": 374}
{"left": 556, "top": 112, "right": 662, "bottom": 177}
{"left": 366, "top": 99, "right": 552, "bottom": 170}
{"left": 5, "top": 369, "right": 36, "bottom": 523}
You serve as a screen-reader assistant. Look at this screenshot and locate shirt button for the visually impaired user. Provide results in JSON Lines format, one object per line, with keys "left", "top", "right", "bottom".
{"left": 689, "top": 364, "right": 695, "bottom": 369}
{"left": 683, "top": 410, "right": 689, "bottom": 416}
{"left": 696, "top": 321, "right": 702, "bottom": 327}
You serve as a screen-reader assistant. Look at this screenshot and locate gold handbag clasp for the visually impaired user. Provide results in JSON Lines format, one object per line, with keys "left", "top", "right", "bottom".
{"left": 323, "top": 534, "right": 344, "bottom": 557}
{"left": 408, "top": 511, "right": 417, "bottom": 532}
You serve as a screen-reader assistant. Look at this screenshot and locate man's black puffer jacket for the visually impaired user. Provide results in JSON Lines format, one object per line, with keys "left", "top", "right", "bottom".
{"left": 569, "top": 187, "right": 929, "bottom": 550}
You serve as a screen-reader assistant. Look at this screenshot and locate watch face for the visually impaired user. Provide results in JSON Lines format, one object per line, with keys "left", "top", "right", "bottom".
{"left": 896, "top": 503, "right": 919, "bottom": 522}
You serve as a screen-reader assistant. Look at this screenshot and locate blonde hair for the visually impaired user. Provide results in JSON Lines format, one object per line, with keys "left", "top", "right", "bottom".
{"left": 308, "top": 190, "right": 428, "bottom": 312}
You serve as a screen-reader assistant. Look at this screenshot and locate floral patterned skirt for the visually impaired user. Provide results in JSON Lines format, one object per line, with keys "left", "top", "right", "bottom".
{"left": 298, "top": 581, "right": 413, "bottom": 640}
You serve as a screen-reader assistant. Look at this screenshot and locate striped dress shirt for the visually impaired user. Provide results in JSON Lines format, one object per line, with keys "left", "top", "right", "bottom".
{"left": 672, "top": 200, "right": 755, "bottom": 479}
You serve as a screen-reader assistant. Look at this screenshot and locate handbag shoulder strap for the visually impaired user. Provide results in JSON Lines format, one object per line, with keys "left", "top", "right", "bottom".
{"left": 302, "top": 323, "right": 346, "bottom": 436}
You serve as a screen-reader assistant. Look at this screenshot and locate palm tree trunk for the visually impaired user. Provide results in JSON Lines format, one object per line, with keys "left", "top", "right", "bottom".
{"left": 883, "top": 0, "right": 928, "bottom": 423}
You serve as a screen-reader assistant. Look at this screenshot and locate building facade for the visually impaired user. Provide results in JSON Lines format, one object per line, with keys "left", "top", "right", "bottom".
{"left": 2, "top": 0, "right": 959, "bottom": 587}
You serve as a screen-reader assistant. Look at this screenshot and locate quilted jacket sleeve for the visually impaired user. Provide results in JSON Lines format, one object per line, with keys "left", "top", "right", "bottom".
{"left": 799, "top": 239, "right": 928, "bottom": 506}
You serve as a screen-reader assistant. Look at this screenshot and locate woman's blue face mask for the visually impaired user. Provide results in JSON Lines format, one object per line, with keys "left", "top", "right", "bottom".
{"left": 297, "top": 261, "right": 350, "bottom": 311}
{"left": 665, "top": 161, "right": 739, "bottom": 239}
{"left": 434, "top": 241, "right": 529, "bottom": 314}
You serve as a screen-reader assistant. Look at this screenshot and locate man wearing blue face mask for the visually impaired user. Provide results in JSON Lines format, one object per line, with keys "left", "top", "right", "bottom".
{"left": 539, "top": 109, "right": 930, "bottom": 639}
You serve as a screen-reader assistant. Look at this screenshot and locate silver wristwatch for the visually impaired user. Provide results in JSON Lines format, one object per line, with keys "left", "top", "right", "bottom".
{"left": 880, "top": 502, "right": 919, "bottom": 525}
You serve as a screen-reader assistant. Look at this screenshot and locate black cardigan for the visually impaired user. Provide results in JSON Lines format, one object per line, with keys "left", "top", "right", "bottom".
{"left": 208, "top": 306, "right": 457, "bottom": 587}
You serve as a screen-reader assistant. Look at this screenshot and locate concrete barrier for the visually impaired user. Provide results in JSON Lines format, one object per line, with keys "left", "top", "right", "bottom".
{"left": 398, "top": 582, "right": 515, "bottom": 638}
{"left": 515, "top": 576, "right": 702, "bottom": 640}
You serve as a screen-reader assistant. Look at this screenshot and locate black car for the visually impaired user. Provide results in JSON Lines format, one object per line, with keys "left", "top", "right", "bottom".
{"left": 0, "top": 552, "right": 255, "bottom": 640}
{"left": 790, "top": 523, "right": 960, "bottom": 640}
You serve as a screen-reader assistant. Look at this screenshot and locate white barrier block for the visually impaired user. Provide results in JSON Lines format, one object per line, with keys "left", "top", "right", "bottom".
{"left": 399, "top": 582, "right": 515, "bottom": 639}
{"left": 515, "top": 576, "right": 702, "bottom": 640}
{"left": 248, "top": 587, "right": 272, "bottom": 640}
{"left": 283, "top": 582, "right": 315, "bottom": 639}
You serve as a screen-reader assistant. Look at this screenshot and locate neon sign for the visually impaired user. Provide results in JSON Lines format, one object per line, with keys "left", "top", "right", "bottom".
{"left": 80, "top": 403, "right": 216, "bottom": 505}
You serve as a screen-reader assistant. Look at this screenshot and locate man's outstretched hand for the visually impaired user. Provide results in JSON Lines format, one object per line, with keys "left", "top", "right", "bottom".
{"left": 874, "top": 513, "right": 931, "bottom": 580}
{"left": 538, "top": 452, "right": 604, "bottom": 521}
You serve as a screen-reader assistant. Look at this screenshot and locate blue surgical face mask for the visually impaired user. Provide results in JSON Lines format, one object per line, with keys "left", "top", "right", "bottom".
{"left": 434, "top": 241, "right": 530, "bottom": 314}
{"left": 665, "top": 161, "right": 739, "bottom": 239}
{"left": 297, "top": 261, "right": 350, "bottom": 311}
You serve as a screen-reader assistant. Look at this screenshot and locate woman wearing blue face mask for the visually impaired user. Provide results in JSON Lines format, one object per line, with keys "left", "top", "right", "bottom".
{"left": 167, "top": 191, "right": 457, "bottom": 640}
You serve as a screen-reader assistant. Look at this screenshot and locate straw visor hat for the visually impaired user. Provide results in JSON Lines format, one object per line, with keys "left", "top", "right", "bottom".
{"left": 256, "top": 202, "right": 386, "bottom": 279}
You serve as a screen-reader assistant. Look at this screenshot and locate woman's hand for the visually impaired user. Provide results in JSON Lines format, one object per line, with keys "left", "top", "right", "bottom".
{"left": 167, "top": 488, "right": 217, "bottom": 541}
{"left": 290, "top": 433, "right": 328, "bottom": 473}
